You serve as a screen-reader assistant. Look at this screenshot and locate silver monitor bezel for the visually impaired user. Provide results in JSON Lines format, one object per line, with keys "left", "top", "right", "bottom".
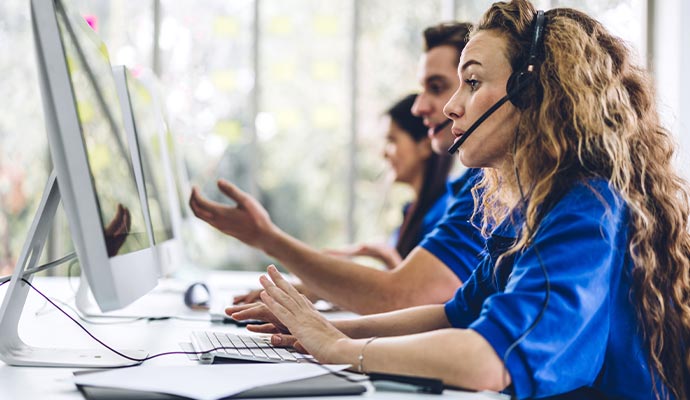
{"left": 33, "top": 0, "right": 158, "bottom": 312}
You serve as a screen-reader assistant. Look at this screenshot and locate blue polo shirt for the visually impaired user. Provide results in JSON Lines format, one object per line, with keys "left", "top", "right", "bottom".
{"left": 419, "top": 168, "right": 485, "bottom": 282}
{"left": 390, "top": 189, "right": 451, "bottom": 249}
{"left": 444, "top": 179, "right": 670, "bottom": 399}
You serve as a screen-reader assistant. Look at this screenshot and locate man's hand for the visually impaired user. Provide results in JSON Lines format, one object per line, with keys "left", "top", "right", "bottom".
{"left": 103, "top": 204, "right": 131, "bottom": 257}
{"left": 189, "top": 179, "right": 274, "bottom": 249}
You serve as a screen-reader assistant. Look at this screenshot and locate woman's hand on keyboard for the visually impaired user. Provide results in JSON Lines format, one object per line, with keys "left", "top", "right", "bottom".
{"left": 225, "top": 302, "right": 290, "bottom": 334}
{"left": 258, "top": 264, "right": 349, "bottom": 363}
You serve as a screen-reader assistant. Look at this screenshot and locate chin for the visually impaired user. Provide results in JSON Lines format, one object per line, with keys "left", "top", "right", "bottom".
{"left": 457, "top": 151, "right": 481, "bottom": 169}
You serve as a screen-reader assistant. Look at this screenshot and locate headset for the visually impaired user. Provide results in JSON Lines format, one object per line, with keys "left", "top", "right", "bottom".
{"left": 447, "top": 10, "right": 546, "bottom": 154}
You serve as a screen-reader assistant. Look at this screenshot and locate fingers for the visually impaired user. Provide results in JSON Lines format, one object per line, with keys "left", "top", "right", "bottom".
{"left": 246, "top": 323, "right": 281, "bottom": 334}
{"left": 189, "top": 187, "right": 216, "bottom": 221}
{"left": 217, "top": 179, "right": 248, "bottom": 207}
{"left": 123, "top": 206, "right": 131, "bottom": 230}
{"left": 233, "top": 289, "right": 263, "bottom": 305}
{"left": 224, "top": 302, "right": 260, "bottom": 316}
{"left": 270, "top": 334, "right": 299, "bottom": 348}
{"left": 292, "top": 341, "right": 308, "bottom": 354}
{"left": 269, "top": 334, "right": 307, "bottom": 353}
{"left": 265, "top": 265, "right": 305, "bottom": 304}
{"left": 259, "top": 287, "right": 293, "bottom": 320}
{"left": 229, "top": 307, "right": 264, "bottom": 321}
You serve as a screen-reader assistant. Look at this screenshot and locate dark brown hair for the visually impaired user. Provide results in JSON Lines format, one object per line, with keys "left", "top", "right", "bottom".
{"left": 422, "top": 22, "right": 472, "bottom": 65}
{"left": 389, "top": 94, "right": 453, "bottom": 258}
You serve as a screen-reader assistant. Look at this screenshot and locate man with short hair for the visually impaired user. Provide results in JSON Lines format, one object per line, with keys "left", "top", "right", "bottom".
{"left": 190, "top": 22, "right": 483, "bottom": 315}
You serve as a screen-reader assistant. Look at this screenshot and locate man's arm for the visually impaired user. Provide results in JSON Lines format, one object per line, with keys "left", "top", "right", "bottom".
{"left": 190, "top": 180, "right": 460, "bottom": 314}
{"left": 263, "top": 230, "right": 461, "bottom": 314}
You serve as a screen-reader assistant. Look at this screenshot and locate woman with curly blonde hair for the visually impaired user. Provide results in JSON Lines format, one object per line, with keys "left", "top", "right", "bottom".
{"left": 225, "top": 1, "right": 690, "bottom": 398}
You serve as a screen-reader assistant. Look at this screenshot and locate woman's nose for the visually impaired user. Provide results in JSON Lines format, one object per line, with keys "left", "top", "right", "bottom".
{"left": 443, "top": 90, "right": 463, "bottom": 120}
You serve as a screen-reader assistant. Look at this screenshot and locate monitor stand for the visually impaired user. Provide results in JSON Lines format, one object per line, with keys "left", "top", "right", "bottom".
{"left": 0, "top": 172, "right": 146, "bottom": 367}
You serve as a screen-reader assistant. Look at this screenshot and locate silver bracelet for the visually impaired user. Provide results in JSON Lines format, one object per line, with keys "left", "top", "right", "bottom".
{"left": 357, "top": 336, "right": 378, "bottom": 374}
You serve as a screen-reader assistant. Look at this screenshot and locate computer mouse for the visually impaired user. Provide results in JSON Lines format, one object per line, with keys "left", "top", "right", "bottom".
{"left": 183, "top": 282, "right": 211, "bottom": 310}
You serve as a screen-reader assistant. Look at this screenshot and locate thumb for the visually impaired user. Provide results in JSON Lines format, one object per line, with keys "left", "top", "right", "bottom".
{"left": 271, "top": 334, "right": 299, "bottom": 348}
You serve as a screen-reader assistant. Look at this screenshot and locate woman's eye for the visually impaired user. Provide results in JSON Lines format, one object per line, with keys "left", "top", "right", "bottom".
{"left": 465, "top": 79, "right": 479, "bottom": 91}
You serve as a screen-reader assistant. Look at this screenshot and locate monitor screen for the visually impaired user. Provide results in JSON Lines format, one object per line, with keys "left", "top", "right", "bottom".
{"left": 55, "top": 0, "right": 148, "bottom": 257}
{"left": 125, "top": 72, "right": 175, "bottom": 245}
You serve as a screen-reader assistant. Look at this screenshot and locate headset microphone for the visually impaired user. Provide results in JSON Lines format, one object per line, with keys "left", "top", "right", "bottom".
{"left": 446, "top": 71, "right": 535, "bottom": 154}
{"left": 447, "top": 9, "right": 545, "bottom": 155}
{"left": 447, "top": 95, "right": 510, "bottom": 154}
{"left": 432, "top": 119, "right": 452, "bottom": 135}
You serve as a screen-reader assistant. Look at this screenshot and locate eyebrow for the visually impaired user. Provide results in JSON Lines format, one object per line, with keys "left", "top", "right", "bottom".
{"left": 424, "top": 75, "right": 450, "bottom": 84}
{"left": 460, "top": 60, "right": 482, "bottom": 72}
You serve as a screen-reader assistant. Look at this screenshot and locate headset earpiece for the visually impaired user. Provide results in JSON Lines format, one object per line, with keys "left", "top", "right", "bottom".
{"left": 505, "top": 10, "right": 545, "bottom": 110}
{"left": 447, "top": 10, "right": 546, "bottom": 154}
{"left": 506, "top": 70, "right": 534, "bottom": 109}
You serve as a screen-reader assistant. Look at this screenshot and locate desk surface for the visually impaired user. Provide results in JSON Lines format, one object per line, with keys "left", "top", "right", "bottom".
{"left": 0, "top": 275, "right": 507, "bottom": 400}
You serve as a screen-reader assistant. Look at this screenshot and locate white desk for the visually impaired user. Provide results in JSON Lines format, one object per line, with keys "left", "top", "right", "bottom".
{"left": 0, "top": 276, "right": 507, "bottom": 400}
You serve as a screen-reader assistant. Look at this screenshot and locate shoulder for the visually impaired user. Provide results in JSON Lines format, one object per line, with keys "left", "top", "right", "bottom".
{"left": 425, "top": 190, "right": 451, "bottom": 221}
{"left": 551, "top": 178, "right": 623, "bottom": 216}
{"left": 541, "top": 178, "right": 628, "bottom": 238}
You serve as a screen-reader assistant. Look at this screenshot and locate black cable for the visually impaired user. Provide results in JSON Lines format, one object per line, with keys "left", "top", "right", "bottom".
{"left": 6, "top": 277, "right": 367, "bottom": 384}
{"left": 501, "top": 131, "right": 551, "bottom": 398}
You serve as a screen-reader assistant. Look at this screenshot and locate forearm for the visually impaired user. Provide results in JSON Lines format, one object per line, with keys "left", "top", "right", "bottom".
{"left": 333, "top": 304, "right": 451, "bottom": 338}
{"left": 261, "top": 230, "right": 460, "bottom": 314}
{"left": 333, "top": 329, "right": 509, "bottom": 392}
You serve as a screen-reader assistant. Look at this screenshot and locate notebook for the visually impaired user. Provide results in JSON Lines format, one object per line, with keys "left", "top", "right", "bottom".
{"left": 74, "top": 365, "right": 367, "bottom": 399}
{"left": 76, "top": 373, "right": 367, "bottom": 399}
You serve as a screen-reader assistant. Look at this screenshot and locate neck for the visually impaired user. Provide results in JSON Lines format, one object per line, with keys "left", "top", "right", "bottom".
{"left": 409, "top": 166, "right": 426, "bottom": 199}
{"left": 497, "top": 160, "right": 522, "bottom": 208}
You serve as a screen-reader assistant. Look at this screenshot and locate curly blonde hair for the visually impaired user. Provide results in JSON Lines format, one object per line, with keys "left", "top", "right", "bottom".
{"left": 471, "top": 1, "right": 690, "bottom": 398}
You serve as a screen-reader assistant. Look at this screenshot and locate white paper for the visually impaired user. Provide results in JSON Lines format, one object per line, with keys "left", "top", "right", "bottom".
{"left": 73, "top": 363, "right": 350, "bottom": 400}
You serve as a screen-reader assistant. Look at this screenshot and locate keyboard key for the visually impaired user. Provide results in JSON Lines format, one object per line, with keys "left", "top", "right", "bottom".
{"left": 215, "top": 333, "right": 240, "bottom": 356}
{"left": 240, "top": 335, "right": 268, "bottom": 359}
{"left": 191, "top": 331, "right": 299, "bottom": 362}
{"left": 207, "top": 332, "right": 225, "bottom": 354}
{"left": 274, "top": 347, "right": 297, "bottom": 361}
{"left": 194, "top": 331, "right": 215, "bottom": 353}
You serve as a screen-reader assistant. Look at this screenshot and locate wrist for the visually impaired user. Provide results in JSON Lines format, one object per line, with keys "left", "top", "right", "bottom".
{"left": 258, "top": 224, "right": 285, "bottom": 256}
{"left": 357, "top": 336, "right": 378, "bottom": 374}
{"left": 330, "top": 337, "right": 359, "bottom": 366}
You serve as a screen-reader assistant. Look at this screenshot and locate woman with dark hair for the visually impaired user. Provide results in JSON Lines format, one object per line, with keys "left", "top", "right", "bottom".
{"left": 329, "top": 94, "right": 454, "bottom": 269}
{"left": 227, "top": 1, "right": 690, "bottom": 398}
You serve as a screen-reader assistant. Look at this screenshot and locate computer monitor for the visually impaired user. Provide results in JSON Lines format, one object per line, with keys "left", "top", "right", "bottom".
{"left": 0, "top": 0, "right": 159, "bottom": 367}
{"left": 113, "top": 65, "right": 182, "bottom": 277}
{"left": 21, "top": 0, "right": 160, "bottom": 313}
{"left": 32, "top": 0, "right": 159, "bottom": 312}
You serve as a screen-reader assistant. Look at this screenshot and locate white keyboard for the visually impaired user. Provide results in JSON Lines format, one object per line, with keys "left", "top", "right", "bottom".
{"left": 190, "top": 331, "right": 299, "bottom": 364}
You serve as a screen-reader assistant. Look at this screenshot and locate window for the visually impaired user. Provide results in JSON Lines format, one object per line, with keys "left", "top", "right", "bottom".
{"left": 1, "top": 0, "right": 671, "bottom": 275}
